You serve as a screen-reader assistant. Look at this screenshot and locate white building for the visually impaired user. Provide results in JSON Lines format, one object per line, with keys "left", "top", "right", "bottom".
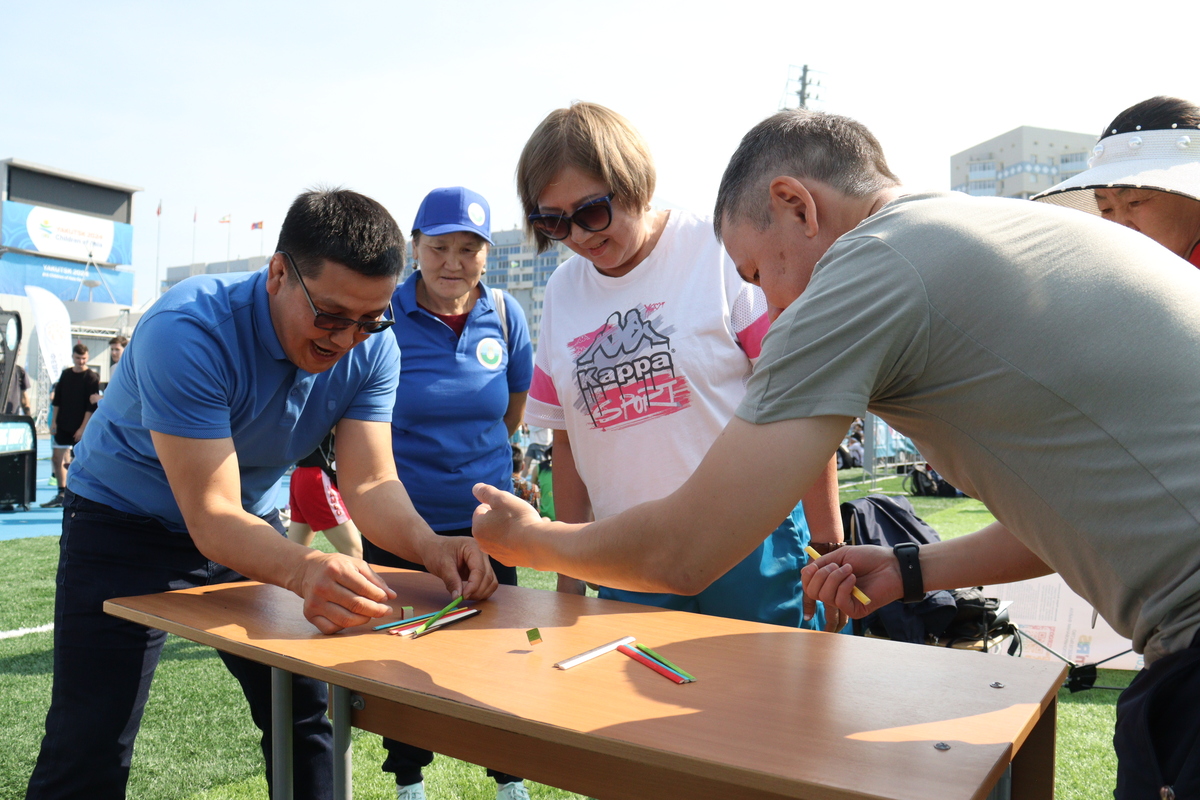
{"left": 950, "top": 126, "right": 1096, "bottom": 200}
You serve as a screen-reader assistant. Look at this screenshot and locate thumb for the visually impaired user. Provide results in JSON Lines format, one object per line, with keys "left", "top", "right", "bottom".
{"left": 803, "top": 592, "right": 817, "bottom": 622}
{"left": 472, "top": 482, "right": 504, "bottom": 505}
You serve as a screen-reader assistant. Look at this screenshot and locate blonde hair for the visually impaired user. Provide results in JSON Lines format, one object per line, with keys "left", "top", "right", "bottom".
{"left": 516, "top": 102, "right": 655, "bottom": 252}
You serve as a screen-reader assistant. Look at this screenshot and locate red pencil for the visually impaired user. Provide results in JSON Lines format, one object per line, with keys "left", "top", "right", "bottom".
{"left": 617, "top": 644, "right": 689, "bottom": 684}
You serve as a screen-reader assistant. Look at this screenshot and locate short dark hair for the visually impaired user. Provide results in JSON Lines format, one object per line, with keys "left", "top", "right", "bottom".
{"left": 275, "top": 188, "right": 405, "bottom": 279}
{"left": 1101, "top": 96, "right": 1200, "bottom": 139}
{"left": 714, "top": 110, "right": 900, "bottom": 238}
{"left": 108, "top": 335, "right": 128, "bottom": 347}
{"left": 72, "top": 343, "right": 88, "bottom": 356}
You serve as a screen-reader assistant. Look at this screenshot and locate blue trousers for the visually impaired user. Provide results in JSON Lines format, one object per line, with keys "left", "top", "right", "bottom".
{"left": 26, "top": 491, "right": 333, "bottom": 800}
{"left": 1113, "top": 630, "right": 1200, "bottom": 798}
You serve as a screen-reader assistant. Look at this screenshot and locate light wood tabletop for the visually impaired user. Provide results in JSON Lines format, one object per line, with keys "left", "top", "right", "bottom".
{"left": 106, "top": 568, "right": 1066, "bottom": 800}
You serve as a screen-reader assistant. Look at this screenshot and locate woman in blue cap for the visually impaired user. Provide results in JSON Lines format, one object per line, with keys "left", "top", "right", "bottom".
{"left": 361, "top": 186, "right": 534, "bottom": 800}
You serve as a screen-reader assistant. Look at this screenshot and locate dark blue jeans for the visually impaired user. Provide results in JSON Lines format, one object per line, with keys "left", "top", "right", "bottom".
{"left": 26, "top": 491, "right": 333, "bottom": 800}
{"left": 1113, "top": 629, "right": 1200, "bottom": 798}
{"left": 362, "top": 529, "right": 520, "bottom": 786}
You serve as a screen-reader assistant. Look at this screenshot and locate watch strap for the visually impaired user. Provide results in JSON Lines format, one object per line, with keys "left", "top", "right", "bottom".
{"left": 893, "top": 542, "right": 924, "bottom": 603}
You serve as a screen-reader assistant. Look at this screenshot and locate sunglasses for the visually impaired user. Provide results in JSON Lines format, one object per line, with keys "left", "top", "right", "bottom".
{"left": 279, "top": 251, "right": 395, "bottom": 334}
{"left": 527, "top": 194, "right": 614, "bottom": 241}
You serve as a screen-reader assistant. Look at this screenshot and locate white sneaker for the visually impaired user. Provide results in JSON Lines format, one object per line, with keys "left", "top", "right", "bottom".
{"left": 496, "top": 781, "right": 531, "bottom": 800}
{"left": 397, "top": 782, "right": 426, "bottom": 800}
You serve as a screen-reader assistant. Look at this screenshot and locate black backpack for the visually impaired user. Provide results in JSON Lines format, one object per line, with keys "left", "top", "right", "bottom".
{"left": 840, "top": 495, "right": 956, "bottom": 643}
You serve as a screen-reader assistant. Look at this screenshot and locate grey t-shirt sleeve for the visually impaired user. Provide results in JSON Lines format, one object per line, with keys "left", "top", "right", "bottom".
{"left": 737, "top": 235, "right": 931, "bottom": 424}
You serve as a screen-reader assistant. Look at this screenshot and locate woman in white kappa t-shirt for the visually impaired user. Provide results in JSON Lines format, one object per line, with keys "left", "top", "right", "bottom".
{"left": 514, "top": 101, "right": 845, "bottom": 630}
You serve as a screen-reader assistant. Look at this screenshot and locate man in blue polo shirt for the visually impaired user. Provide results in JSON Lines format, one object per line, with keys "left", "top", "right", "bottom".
{"left": 26, "top": 189, "right": 498, "bottom": 800}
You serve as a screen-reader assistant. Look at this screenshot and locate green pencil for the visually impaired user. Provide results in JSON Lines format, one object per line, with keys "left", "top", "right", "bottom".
{"left": 415, "top": 596, "right": 464, "bottom": 635}
{"left": 636, "top": 643, "right": 696, "bottom": 681}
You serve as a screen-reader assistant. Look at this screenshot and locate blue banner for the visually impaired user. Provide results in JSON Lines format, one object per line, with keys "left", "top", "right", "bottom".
{"left": 0, "top": 251, "right": 134, "bottom": 305}
{"left": 2, "top": 200, "right": 133, "bottom": 265}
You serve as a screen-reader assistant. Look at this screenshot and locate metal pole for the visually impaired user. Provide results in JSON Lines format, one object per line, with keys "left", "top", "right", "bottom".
{"left": 330, "top": 684, "right": 354, "bottom": 800}
{"left": 155, "top": 204, "right": 162, "bottom": 298}
{"left": 270, "top": 667, "right": 294, "bottom": 800}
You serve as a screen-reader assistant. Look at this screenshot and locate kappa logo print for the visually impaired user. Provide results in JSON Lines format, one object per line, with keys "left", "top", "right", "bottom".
{"left": 569, "top": 304, "right": 691, "bottom": 430}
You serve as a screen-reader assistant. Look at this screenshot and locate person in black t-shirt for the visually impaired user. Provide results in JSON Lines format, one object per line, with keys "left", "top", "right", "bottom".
{"left": 41, "top": 344, "right": 99, "bottom": 508}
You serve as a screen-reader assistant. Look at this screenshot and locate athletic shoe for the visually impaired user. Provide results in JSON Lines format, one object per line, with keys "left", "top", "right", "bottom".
{"left": 40, "top": 493, "right": 64, "bottom": 509}
{"left": 396, "top": 782, "right": 426, "bottom": 800}
{"left": 496, "top": 782, "right": 531, "bottom": 800}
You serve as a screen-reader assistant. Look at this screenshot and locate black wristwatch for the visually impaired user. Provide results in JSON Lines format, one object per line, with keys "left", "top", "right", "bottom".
{"left": 893, "top": 542, "right": 924, "bottom": 604}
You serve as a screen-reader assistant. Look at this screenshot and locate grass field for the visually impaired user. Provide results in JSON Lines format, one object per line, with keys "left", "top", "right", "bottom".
{"left": 0, "top": 473, "right": 1131, "bottom": 798}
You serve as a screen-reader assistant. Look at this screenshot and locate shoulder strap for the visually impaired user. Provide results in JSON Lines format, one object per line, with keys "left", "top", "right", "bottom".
{"left": 491, "top": 288, "right": 509, "bottom": 346}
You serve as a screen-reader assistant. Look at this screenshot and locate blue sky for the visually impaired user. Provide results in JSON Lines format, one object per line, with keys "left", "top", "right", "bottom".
{"left": 2, "top": 1, "right": 1195, "bottom": 305}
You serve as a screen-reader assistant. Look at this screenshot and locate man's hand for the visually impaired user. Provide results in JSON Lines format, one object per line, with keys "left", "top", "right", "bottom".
{"left": 73, "top": 426, "right": 85, "bottom": 443}
{"left": 416, "top": 534, "right": 499, "bottom": 601}
{"left": 801, "top": 545, "right": 901, "bottom": 622}
{"left": 289, "top": 550, "right": 398, "bottom": 634}
{"left": 471, "top": 484, "right": 543, "bottom": 569}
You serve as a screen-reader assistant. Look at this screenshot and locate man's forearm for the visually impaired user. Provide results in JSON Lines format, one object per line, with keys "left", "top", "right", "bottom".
{"left": 188, "top": 504, "right": 317, "bottom": 593}
{"left": 802, "top": 456, "right": 843, "bottom": 544}
{"left": 340, "top": 478, "right": 439, "bottom": 564}
{"left": 921, "top": 521, "right": 1053, "bottom": 591}
{"left": 516, "top": 416, "right": 850, "bottom": 595}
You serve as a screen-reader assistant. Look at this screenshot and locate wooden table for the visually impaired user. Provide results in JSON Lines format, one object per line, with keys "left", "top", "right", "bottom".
{"left": 105, "top": 569, "right": 1066, "bottom": 800}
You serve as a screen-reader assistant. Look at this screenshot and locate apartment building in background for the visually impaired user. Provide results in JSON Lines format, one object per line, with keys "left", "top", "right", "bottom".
{"left": 951, "top": 126, "right": 1096, "bottom": 200}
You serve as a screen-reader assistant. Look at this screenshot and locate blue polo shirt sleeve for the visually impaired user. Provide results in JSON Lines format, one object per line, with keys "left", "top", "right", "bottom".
{"left": 503, "top": 293, "right": 534, "bottom": 393}
{"left": 340, "top": 332, "right": 401, "bottom": 422}
{"left": 134, "top": 311, "right": 236, "bottom": 439}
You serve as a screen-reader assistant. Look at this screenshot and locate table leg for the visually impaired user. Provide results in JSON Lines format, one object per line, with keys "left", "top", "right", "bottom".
{"left": 1010, "top": 697, "right": 1056, "bottom": 800}
{"left": 985, "top": 764, "right": 1012, "bottom": 800}
{"left": 330, "top": 684, "right": 353, "bottom": 800}
{"left": 271, "top": 667, "right": 294, "bottom": 800}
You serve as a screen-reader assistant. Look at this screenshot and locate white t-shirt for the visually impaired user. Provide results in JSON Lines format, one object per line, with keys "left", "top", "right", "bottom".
{"left": 526, "top": 210, "right": 769, "bottom": 519}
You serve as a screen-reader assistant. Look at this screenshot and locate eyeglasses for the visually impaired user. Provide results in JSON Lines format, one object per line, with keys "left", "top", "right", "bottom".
{"left": 527, "top": 194, "right": 614, "bottom": 241}
{"left": 279, "top": 251, "right": 395, "bottom": 334}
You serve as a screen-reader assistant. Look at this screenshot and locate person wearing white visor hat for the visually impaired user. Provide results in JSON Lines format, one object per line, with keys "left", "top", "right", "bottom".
{"left": 1034, "top": 96, "right": 1200, "bottom": 267}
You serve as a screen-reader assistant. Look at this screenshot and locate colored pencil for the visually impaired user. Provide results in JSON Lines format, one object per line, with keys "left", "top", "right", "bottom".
{"left": 409, "top": 607, "right": 479, "bottom": 639}
{"left": 389, "top": 608, "right": 478, "bottom": 637}
{"left": 554, "top": 636, "right": 635, "bottom": 670}
{"left": 804, "top": 545, "right": 872, "bottom": 605}
{"left": 635, "top": 643, "right": 696, "bottom": 681}
{"left": 617, "top": 645, "right": 689, "bottom": 684}
{"left": 415, "top": 595, "right": 464, "bottom": 635}
{"left": 373, "top": 609, "right": 441, "bottom": 631}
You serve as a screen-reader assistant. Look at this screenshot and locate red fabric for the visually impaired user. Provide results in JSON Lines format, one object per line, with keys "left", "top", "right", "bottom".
{"left": 288, "top": 466, "right": 349, "bottom": 530}
{"left": 418, "top": 302, "right": 469, "bottom": 337}
{"left": 1189, "top": 242, "right": 1200, "bottom": 270}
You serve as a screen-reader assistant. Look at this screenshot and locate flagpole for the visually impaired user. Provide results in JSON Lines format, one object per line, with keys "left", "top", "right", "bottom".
{"left": 226, "top": 214, "right": 232, "bottom": 267}
{"left": 155, "top": 200, "right": 162, "bottom": 297}
{"left": 191, "top": 208, "right": 197, "bottom": 265}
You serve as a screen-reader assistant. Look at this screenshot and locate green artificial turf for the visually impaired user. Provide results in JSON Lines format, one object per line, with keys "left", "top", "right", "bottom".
{"left": 1, "top": 484, "right": 1129, "bottom": 799}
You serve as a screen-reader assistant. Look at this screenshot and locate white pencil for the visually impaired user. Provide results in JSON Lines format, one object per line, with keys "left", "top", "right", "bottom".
{"left": 554, "top": 636, "right": 636, "bottom": 670}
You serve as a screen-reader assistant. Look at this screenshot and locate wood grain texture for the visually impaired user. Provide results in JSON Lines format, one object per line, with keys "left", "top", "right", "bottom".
{"left": 105, "top": 569, "right": 1066, "bottom": 800}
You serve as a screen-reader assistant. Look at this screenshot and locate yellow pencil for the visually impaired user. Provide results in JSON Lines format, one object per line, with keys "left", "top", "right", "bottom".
{"left": 804, "top": 546, "right": 871, "bottom": 606}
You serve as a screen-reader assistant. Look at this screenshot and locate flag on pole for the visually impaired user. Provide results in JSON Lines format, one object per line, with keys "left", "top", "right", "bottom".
{"left": 218, "top": 215, "right": 231, "bottom": 223}
{"left": 250, "top": 221, "right": 263, "bottom": 230}
{"left": 156, "top": 200, "right": 162, "bottom": 217}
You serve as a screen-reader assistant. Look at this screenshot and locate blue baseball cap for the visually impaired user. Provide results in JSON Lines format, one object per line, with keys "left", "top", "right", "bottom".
{"left": 411, "top": 186, "right": 493, "bottom": 244}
